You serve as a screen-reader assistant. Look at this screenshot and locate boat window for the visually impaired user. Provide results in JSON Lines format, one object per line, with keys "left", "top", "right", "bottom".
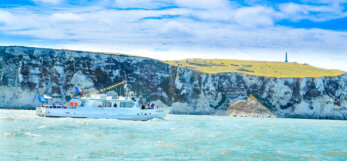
{"left": 120, "top": 102, "right": 134, "bottom": 108}
{"left": 103, "top": 101, "right": 112, "bottom": 107}
{"left": 92, "top": 101, "right": 103, "bottom": 107}
{"left": 80, "top": 100, "right": 86, "bottom": 107}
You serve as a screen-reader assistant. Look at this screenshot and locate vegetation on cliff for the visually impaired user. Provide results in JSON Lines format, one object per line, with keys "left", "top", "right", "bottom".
{"left": 165, "top": 59, "right": 345, "bottom": 78}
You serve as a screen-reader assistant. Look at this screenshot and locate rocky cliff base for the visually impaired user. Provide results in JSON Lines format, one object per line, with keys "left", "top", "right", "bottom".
{"left": 223, "top": 95, "right": 276, "bottom": 118}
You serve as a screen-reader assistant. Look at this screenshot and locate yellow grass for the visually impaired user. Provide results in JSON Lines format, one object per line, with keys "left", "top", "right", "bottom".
{"left": 249, "top": 94, "right": 257, "bottom": 101}
{"left": 164, "top": 59, "right": 345, "bottom": 78}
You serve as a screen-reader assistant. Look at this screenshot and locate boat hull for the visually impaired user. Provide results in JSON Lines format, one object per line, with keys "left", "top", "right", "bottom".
{"left": 36, "top": 107, "right": 171, "bottom": 121}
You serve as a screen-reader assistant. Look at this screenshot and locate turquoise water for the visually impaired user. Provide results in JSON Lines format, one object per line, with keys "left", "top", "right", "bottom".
{"left": 0, "top": 110, "right": 346, "bottom": 161}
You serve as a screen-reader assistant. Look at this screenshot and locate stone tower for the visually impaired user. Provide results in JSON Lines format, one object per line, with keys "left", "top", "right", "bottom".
{"left": 285, "top": 52, "right": 288, "bottom": 63}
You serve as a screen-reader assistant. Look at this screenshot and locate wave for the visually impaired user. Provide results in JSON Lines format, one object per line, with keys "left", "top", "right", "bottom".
{"left": 0, "top": 132, "right": 16, "bottom": 136}
{"left": 24, "top": 132, "right": 40, "bottom": 137}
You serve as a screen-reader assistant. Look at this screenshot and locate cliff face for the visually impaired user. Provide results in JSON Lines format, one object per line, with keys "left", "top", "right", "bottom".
{"left": 0, "top": 46, "right": 346, "bottom": 119}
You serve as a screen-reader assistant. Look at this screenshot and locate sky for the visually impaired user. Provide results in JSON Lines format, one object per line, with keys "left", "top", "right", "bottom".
{"left": 0, "top": 0, "right": 346, "bottom": 71}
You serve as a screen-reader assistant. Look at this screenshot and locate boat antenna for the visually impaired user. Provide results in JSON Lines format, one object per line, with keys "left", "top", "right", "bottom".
{"left": 124, "top": 81, "right": 129, "bottom": 97}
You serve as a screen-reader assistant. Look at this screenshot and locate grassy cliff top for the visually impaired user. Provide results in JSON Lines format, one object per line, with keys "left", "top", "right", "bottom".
{"left": 164, "top": 59, "right": 345, "bottom": 78}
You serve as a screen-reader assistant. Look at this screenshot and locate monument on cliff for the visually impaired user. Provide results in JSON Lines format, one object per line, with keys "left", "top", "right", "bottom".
{"left": 285, "top": 52, "right": 288, "bottom": 63}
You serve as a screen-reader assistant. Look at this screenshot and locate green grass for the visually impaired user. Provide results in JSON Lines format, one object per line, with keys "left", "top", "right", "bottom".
{"left": 164, "top": 59, "right": 345, "bottom": 78}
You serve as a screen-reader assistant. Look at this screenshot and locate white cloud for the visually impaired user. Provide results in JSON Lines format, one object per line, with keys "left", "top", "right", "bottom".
{"left": 279, "top": 2, "right": 346, "bottom": 21}
{"left": 174, "top": 0, "right": 235, "bottom": 22}
{"left": 51, "top": 13, "right": 83, "bottom": 22}
{"left": 0, "top": 10, "right": 14, "bottom": 24}
{"left": 234, "top": 6, "right": 276, "bottom": 28}
{"left": 175, "top": 0, "right": 231, "bottom": 9}
{"left": 159, "top": 21, "right": 194, "bottom": 38}
{"left": 32, "top": 0, "right": 62, "bottom": 4}
{"left": 114, "top": 0, "right": 170, "bottom": 9}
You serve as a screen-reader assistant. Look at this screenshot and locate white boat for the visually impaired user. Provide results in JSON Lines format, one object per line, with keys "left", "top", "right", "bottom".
{"left": 36, "top": 94, "right": 171, "bottom": 121}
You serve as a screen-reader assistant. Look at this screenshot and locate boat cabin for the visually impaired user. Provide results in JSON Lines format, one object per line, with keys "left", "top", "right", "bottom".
{"left": 69, "top": 94, "right": 139, "bottom": 108}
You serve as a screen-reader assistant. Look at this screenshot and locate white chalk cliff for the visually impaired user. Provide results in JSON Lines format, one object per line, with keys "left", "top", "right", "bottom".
{"left": 0, "top": 46, "right": 346, "bottom": 120}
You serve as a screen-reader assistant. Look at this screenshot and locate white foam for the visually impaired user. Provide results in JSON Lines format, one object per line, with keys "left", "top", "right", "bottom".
{"left": 0, "top": 132, "right": 16, "bottom": 136}
{"left": 24, "top": 132, "right": 40, "bottom": 137}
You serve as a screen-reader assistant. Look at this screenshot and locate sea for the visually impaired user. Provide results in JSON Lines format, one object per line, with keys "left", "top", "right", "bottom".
{"left": 0, "top": 109, "right": 346, "bottom": 161}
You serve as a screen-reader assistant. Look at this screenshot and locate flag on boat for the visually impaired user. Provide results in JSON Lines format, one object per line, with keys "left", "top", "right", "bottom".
{"left": 38, "top": 95, "right": 48, "bottom": 103}
{"left": 74, "top": 86, "right": 85, "bottom": 94}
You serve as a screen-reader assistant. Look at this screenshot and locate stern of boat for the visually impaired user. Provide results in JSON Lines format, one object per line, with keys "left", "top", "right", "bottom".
{"left": 36, "top": 107, "right": 46, "bottom": 117}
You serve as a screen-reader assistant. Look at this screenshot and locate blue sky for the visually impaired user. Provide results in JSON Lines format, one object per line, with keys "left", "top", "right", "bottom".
{"left": 0, "top": 0, "right": 346, "bottom": 70}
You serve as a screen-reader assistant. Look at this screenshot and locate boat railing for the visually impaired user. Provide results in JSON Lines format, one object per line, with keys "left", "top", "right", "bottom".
{"left": 44, "top": 104, "right": 70, "bottom": 109}
{"left": 140, "top": 105, "right": 165, "bottom": 110}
